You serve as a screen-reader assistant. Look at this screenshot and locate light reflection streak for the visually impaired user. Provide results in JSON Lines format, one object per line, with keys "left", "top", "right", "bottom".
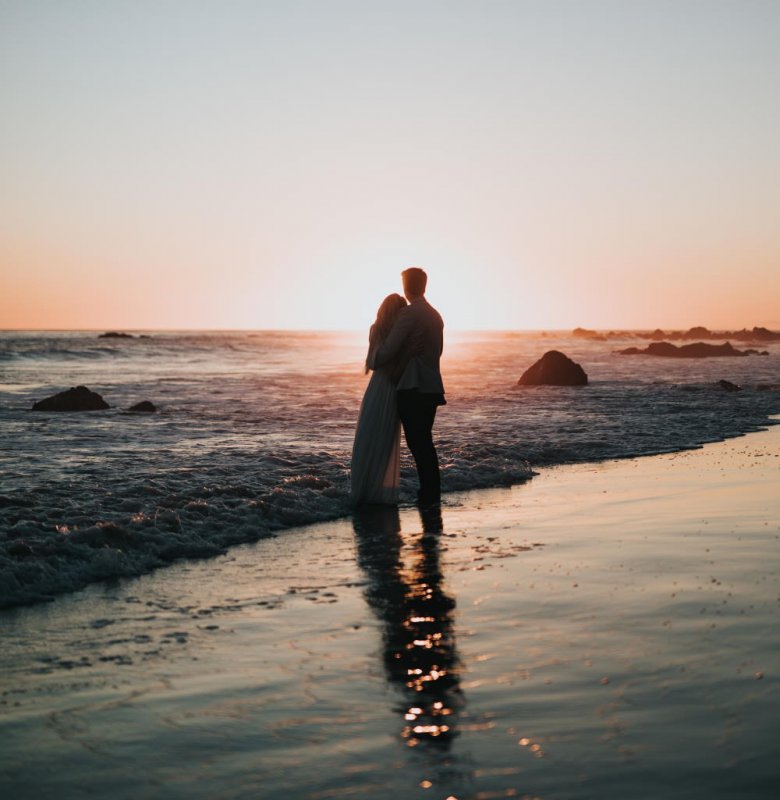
{"left": 352, "top": 504, "right": 464, "bottom": 753}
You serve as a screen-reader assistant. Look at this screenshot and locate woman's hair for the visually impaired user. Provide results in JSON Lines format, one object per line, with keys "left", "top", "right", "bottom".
{"left": 374, "top": 293, "right": 407, "bottom": 339}
{"left": 366, "top": 293, "right": 407, "bottom": 372}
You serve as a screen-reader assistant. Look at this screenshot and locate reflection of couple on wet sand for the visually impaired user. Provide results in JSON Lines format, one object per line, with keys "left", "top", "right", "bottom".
{"left": 352, "top": 504, "right": 462, "bottom": 749}
{"left": 350, "top": 267, "right": 445, "bottom": 507}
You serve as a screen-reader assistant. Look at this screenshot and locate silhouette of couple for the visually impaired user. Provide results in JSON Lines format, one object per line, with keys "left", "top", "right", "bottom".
{"left": 350, "top": 267, "right": 445, "bottom": 507}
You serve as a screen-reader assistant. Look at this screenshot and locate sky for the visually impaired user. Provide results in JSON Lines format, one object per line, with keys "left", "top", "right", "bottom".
{"left": 1, "top": 0, "right": 779, "bottom": 331}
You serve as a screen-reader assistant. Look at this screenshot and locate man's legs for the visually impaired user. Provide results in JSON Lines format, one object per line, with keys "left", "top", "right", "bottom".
{"left": 397, "top": 390, "right": 441, "bottom": 503}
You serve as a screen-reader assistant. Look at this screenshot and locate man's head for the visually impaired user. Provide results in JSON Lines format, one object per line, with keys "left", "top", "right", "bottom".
{"left": 401, "top": 267, "right": 427, "bottom": 301}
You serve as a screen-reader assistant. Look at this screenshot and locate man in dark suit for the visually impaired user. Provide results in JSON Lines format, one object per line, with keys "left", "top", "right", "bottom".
{"left": 375, "top": 267, "right": 445, "bottom": 505}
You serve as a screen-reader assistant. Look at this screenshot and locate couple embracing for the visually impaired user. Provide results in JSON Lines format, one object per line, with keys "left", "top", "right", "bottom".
{"left": 350, "top": 267, "right": 445, "bottom": 507}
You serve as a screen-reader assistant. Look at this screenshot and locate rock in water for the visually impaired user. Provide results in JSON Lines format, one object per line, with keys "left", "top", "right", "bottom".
{"left": 32, "top": 386, "right": 110, "bottom": 411}
{"left": 128, "top": 401, "right": 157, "bottom": 413}
{"left": 717, "top": 380, "right": 741, "bottom": 392}
{"left": 518, "top": 351, "right": 588, "bottom": 386}
{"left": 618, "top": 341, "right": 764, "bottom": 358}
{"left": 98, "top": 331, "right": 134, "bottom": 338}
{"left": 571, "top": 327, "right": 607, "bottom": 341}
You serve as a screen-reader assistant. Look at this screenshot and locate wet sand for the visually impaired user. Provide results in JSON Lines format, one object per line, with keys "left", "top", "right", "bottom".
{"left": 1, "top": 425, "right": 779, "bottom": 799}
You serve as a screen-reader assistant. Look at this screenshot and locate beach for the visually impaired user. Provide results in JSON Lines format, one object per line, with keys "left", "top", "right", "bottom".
{"left": 2, "top": 422, "right": 778, "bottom": 799}
{"left": 4, "top": 2, "right": 780, "bottom": 796}
{"left": 2, "top": 330, "right": 779, "bottom": 609}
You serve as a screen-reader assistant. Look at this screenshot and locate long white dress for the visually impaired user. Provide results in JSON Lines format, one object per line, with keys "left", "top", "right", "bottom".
{"left": 350, "top": 340, "right": 402, "bottom": 505}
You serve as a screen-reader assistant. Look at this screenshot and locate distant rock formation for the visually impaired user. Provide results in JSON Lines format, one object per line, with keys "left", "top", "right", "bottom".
{"left": 617, "top": 341, "right": 768, "bottom": 358}
{"left": 99, "top": 331, "right": 134, "bottom": 339}
{"left": 685, "top": 326, "right": 711, "bottom": 339}
{"left": 717, "top": 380, "right": 741, "bottom": 392}
{"left": 571, "top": 327, "right": 607, "bottom": 341}
{"left": 734, "top": 326, "right": 780, "bottom": 342}
{"left": 32, "top": 386, "right": 110, "bottom": 411}
{"left": 128, "top": 401, "right": 157, "bottom": 413}
{"left": 518, "top": 351, "right": 588, "bottom": 386}
{"left": 637, "top": 326, "right": 780, "bottom": 342}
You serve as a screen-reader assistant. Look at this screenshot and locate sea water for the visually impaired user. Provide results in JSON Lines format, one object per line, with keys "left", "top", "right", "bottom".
{"left": 1, "top": 329, "right": 778, "bottom": 607}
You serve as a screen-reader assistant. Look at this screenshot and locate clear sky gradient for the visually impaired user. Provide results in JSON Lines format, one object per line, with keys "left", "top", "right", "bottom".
{"left": 1, "top": 0, "right": 779, "bottom": 330}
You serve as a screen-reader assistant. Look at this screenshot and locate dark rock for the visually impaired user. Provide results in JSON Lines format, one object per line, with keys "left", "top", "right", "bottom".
{"left": 747, "top": 326, "right": 780, "bottom": 342}
{"left": 717, "top": 380, "right": 741, "bottom": 392}
{"left": 128, "top": 401, "right": 157, "bottom": 413}
{"left": 571, "top": 327, "right": 607, "bottom": 341}
{"left": 617, "top": 341, "right": 764, "bottom": 358}
{"left": 32, "top": 386, "right": 110, "bottom": 412}
{"left": 518, "top": 351, "right": 588, "bottom": 386}
{"left": 619, "top": 342, "right": 679, "bottom": 356}
{"left": 99, "top": 331, "right": 134, "bottom": 339}
{"left": 638, "top": 325, "right": 780, "bottom": 342}
{"left": 719, "top": 326, "right": 780, "bottom": 343}
{"left": 683, "top": 326, "right": 712, "bottom": 339}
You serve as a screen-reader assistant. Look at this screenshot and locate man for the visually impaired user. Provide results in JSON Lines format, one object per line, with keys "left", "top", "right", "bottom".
{"left": 375, "top": 267, "right": 445, "bottom": 505}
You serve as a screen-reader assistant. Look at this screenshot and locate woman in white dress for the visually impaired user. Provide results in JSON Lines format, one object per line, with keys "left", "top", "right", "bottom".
{"left": 350, "top": 294, "right": 408, "bottom": 505}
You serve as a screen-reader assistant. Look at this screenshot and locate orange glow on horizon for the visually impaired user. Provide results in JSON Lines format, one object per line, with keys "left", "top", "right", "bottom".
{"left": 2, "top": 3, "right": 779, "bottom": 332}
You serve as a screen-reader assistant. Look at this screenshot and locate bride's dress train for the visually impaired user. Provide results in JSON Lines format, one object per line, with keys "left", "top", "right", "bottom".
{"left": 350, "top": 366, "right": 401, "bottom": 505}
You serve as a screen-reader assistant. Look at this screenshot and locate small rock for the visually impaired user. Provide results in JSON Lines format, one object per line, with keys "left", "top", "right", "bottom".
{"left": 128, "top": 401, "right": 157, "bottom": 413}
{"left": 32, "top": 385, "right": 110, "bottom": 412}
{"left": 571, "top": 327, "right": 607, "bottom": 341}
{"left": 618, "top": 341, "right": 763, "bottom": 358}
{"left": 716, "top": 380, "right": 741, "bottom": 392}
{"left": 98, "top": 331, "right": 134, "bottom": 338}
{"left": 518, "top": 351, "right": 588, "bottom": 386}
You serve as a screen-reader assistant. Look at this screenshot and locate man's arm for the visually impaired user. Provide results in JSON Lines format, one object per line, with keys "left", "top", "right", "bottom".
{"left": 374, "top": 309, "right": 413, "bottom": 367}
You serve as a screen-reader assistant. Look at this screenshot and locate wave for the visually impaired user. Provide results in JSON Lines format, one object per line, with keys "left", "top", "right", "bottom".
{"left": 2, "top": 392, "right": 778, "bottom": 610}
{"left": 0, "top": 345, "right": 132, "bottom": 362}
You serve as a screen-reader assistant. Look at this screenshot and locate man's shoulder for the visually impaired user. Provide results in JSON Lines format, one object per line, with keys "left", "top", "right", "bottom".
{"left": 417, "top": 299, "right": 443, "bottom": 327}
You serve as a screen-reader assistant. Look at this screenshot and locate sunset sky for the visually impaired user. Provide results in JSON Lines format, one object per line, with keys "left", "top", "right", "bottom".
{"left": 1, "top": 0, "right": 779, "bottom": 331}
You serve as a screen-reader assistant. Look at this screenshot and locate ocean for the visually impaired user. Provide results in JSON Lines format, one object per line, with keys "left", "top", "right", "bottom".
{"left": 1, "top": 329, "right": 778, "bottom": 608}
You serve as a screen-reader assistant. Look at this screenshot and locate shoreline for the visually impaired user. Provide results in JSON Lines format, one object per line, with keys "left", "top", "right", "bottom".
{"left": 2, "top": 415, "right": 778, "bottom": 611}
{"left": 1, "top": 423, "right": 778, "bottom": 798}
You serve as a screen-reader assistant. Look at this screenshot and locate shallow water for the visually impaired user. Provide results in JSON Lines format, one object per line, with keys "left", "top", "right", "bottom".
{"left": 1, "top": 329, "right": 778, "bottom": 607}
{"left": 1, "top": 427, "right": 778, "bottom": 799}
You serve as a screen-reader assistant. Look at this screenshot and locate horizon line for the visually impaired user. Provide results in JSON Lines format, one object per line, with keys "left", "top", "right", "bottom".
{"left": 2, "top": 324, "right": 779, "bottom": 334}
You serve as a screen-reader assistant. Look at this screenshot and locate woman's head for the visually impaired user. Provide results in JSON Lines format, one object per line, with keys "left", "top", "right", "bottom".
{"left": 375, "top": 293, "right": 407, "bottom": 336}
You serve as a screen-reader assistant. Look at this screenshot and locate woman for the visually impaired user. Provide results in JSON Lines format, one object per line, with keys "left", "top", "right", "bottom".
{"left": 350, "top": 293, "right": 408, "bottom": 505}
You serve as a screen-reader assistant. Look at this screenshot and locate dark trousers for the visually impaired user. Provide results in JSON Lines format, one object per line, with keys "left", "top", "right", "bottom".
{"left": 397, "top": 389, "right": 441, "bottom": 503}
